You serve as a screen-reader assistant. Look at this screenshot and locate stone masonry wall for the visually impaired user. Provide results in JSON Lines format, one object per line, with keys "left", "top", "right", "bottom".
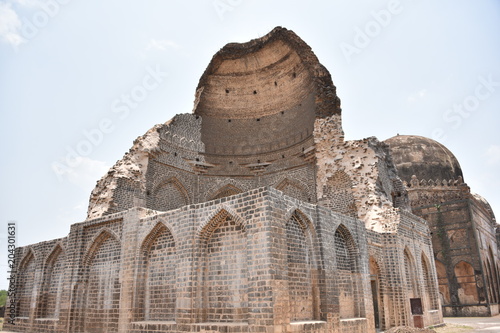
{"left": 366, "top": 211, "right": 442, "bottom": 330}
{"left": 6, "top": 187, "right": 384, "bottom": 333}
{"left": 87, "top": 114, "right": 203, "bottom": 219}
{"left": 409, "top": 183, "right": 500, "bottom": 316}
{"left": 313, "top": 115, "right": 410, "bottom": 232}
{"left": 86, "top": 110, "right": 319, "bottom": 218}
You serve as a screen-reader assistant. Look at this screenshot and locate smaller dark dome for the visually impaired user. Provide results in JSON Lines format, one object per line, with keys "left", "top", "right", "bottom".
{"left": 384, "top": 135, "right": 463, "bottom": 183}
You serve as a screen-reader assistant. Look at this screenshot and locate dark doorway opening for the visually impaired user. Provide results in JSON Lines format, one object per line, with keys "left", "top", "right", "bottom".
{"left": 371, "top": 278, "right": 380, "bottom": 329}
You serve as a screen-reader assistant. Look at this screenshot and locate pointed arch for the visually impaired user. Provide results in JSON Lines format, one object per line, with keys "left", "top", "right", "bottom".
{"left": 286, "top": 210, "right": 320, "bottom": 321}
{"left": 203, "top": 179, "right": 246, "bottom": 202}
{"left": 283, "top": 207, "right": 317, "bottom": 251}
{"left": 334, "top": 224, "right": 359, "bottom": 271}
{"left": 82, "top": 228, "right": 120, "bottom": 266}
{"left": 435, "top": 259, "right": 450, "bottom": 305}
{"left": 197, "top": 207, "right": 247, "bottom": 237}
{"left": 197, "top": 208, "right": 248, "bottom": 323}
{"left": 39, "top": 243, "right": 66, "bottom": 318}
{"left": 484, "top": 259, "right": 495, "bottom": 303}
{"left": 321, "top": 171, "right": 357, "bottom": 217}
{"left": 275, "top": 178, "right": 309, "bottom": 202}
{"left": 152, "top": 176, "right": 189, "bottom": 199}
{"left": 45, "top": 243, "right": 64, "bottom": 266}
{"left": 137, "top": 221, "right": 177, "bottom": 321}
{"left": 454, "top": 261, "right": 479, "bottom": 304}
{"left": 403, "top": 247, "right": 419, "bottom": 298}
{"left": 149, "top": 176, "right": 190, "bottom": 211}
{"left": 83, "top": 229, "right": 121, "bottom": 332}
{"left": 19, "top": 248, "right": 36, "bottom": 270}
{"left": 497, "top": 262, "right": 500, "bottom": 301}
{"left": 369, "top": 256, "right": 382, "bottom": 277}
{"left": 140, "top": 221, "right": 177, "bottom": 254}
{"left": 421, "top": 253, "right": 439, "bottom": 310}
{"left": 208, "top": 184, "right": 243, "bottom": 201}
{"left": 487, "top": 246, "right": 500, "bottom": 303}
{"left": 335, "top": 224, "right": 363, "bottom": 319}
{"left": 17, "top": 249, "right": 36, "bottom": 318}
{"left": 369, "top": 256, "right": 385, "bottom": 329}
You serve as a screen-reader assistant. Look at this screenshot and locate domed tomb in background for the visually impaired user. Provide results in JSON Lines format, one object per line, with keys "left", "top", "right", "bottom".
{"left": 385, "top": 134, "right": 500, "bottom": 317}
{"left": 385, "top": 135, "right": 463, "bottom": 183}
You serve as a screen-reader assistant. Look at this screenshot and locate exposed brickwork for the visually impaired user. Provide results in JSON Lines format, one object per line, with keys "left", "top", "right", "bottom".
{"left": 286, "top": 213, "right": 315, "bottom": 321}
{"left": 17, "top": 251, "right": 36, "bottom": 318}
{"left": 364, "top": 210, "right": 444, "bottom": 329}
{"left": 387, "top": 135, "right": 500, "bottom": 317}
{"left": 404, "top": 183, "right": 499, "bottom": 316}
{"left": 208, "top": 184, "right": 242, "bottom": 200}
{"left": 202, "top": 212, "right": 248, "bottom": 323}
{"left": 404, "top": 249, "right": 419, "bottom": 298}
{"left": 140, "top": 224, "right": 176, "bottom": 321}
{"left": 6, "top": 186, "right": 444, "bottom": 333}
{"left": 149, "top": 177, "right": 189, "bottom": 212}
{"left": 38, "top": 245, "right": 65, "bottom": 319}
{"left": 321, "top": 171, "right": 357, "bottom": 218}
{"left": 421, "top": 254, "right": 439, "bottom": 311}
{"left": 278, "top": 180, "right": 310, "bottom": 203}
{"left": 84, "top": 232, "right": 121, "bottom": 332}
{"left": 4, "top": 27, "right": 469, "bottom": 333}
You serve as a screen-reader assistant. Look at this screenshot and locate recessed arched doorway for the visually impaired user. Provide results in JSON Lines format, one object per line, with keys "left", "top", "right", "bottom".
{"left": 370, "top": 256, "right": 384, "bottom": 329}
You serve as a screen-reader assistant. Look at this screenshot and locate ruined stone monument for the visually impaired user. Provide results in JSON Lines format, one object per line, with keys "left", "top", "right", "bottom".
{"left": 7, "top": 26, "right": 496, "bottom": 333}
{"left": 386, "top": 135, "right": 500, "bottom": 317}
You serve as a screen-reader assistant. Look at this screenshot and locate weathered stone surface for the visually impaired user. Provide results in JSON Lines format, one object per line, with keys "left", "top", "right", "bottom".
{"left": 387, "top": 135, "right": 499, "bottom": 317}
{"left": 385, "top": 135, "right": 463, "bottom": 183}
{"left": 8, "top": 27, "right": 499, "bottom": 333}
{"left": 385, "top": 327, "right": 434, "bottom": 333}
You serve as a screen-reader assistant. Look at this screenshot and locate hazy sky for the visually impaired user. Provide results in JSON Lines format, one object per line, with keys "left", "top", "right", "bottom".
{"left": 1, "top": 0, "right": 499, "bottom": 288}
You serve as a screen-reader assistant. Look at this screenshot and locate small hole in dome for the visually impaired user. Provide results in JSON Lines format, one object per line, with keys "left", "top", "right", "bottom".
{"left": 256, "top": 118, "right": 260, "bottom": 121}
{"left": 281, "top": 111, "right": 284, "bottom": 115}
{"left": 225, "top": 89, "right": 229, "bottom": 93}
{"left": 253, "top": 90, "right": 257, "bottom": 94}
{"left": 174, "top": 152, "right": 177, "bottom": 156}
{"left": 195, "top": 115, "right": 199, "bottom": 119}
{"left": 257, "top": 160, "right": 261, "bottom": 163}
{"left": 229, "top": 161, "right": 233, "bottom": 164}
{"left": 274, "top": 81, "right": 278, "bottom": 86}
{"left": 196, "top": 158, "right": 199, "bottom": 162}
{"left": 282, "top": 155, "right": 285, "bottom": 158}
{"left": 228, "top": 119, "right": 231, "bottom": 122}
{"left": 293, "top": 72, "right": 297, "bottom": 78}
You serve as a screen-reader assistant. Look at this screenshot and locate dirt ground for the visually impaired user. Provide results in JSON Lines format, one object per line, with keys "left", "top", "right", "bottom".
{"left": 382, "top": 324, "right": 475, "bottom": 333}
{"left": 432, "top": 324, "right": 474, "bottom": 333}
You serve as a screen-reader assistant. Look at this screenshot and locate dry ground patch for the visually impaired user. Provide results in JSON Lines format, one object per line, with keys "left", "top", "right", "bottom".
{"left": 431, "top": 324, "right": 474, "bottom": 333}
{"left": 384, "top": 324, "right": 474, "bottom": 333}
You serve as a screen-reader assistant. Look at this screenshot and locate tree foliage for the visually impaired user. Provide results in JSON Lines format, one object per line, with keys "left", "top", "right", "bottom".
{"left": 0, "top": 290, "right": 6, "bottom": 307}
